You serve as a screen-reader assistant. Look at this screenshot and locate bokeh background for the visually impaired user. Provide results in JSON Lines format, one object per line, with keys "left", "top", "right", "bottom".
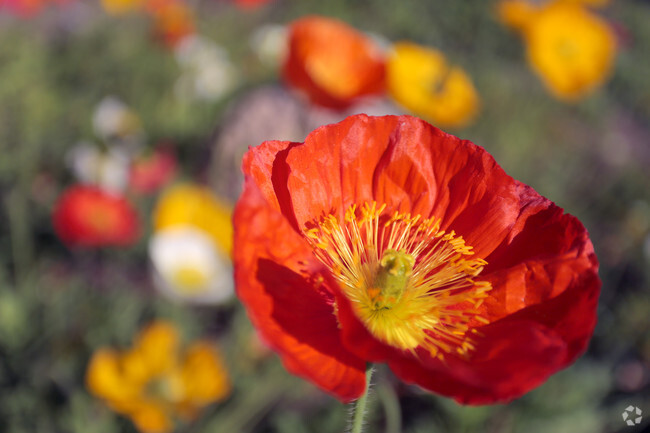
{"left": 0, "top": 0, "right": 649, "bottom": 432}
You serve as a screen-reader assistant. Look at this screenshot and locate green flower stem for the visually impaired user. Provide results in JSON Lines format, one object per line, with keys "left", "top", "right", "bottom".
{"left": 349, "top": 364, "right": 374, "bottom": 433}
{"left": 209, "top": 377, "right": 288, "bottom": 433}
{"left": 377, "top": 381, "right": 402, "bottom": 433}
{"left": 6, "top": 186, "right": 32, "bottom": 289}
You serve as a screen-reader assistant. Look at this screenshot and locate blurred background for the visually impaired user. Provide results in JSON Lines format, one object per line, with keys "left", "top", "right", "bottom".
{"left": 0, "top": 0, "right": 649, "bottom": 432}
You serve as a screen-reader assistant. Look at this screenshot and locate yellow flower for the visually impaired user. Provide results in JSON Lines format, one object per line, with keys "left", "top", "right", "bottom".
{"left": 498, "top": 0, "right": 611, "bottom": 31}
{"left": 153, "top": 183, "right": 233, "bottom": 254}
{"left": 100, "top": 0, "right": 147, "bottom": 15}
{"left": 560, "top": 0, "right": 611, "bottom": 8}
{"left": 386, "top": 42, "right": 480, "bottom": 129}
{"left": 525, "top": 2, "right": 616, "bottom": 101}
{"left": 498, "top": 0, "right": 616, "bottom": 101}
{"left": 86, "top": 321, "right": 231, "bottom": 433}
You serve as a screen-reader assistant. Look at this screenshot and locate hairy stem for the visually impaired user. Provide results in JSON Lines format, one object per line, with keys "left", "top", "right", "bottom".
{"left": 349, "top": 364, "right": 374, "bottom": 433}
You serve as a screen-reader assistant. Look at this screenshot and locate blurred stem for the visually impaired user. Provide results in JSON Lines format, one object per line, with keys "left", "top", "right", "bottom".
{"left": 209, "top": 373, "right": 290, "bottom": 433}
{"left": 349, "top": 363, "right": 374, "bottom": 433}
{"left": 377, "top": 381, "right": 401, "bottom": 433}
{"left": 6, "top": 186, "right": 32, "bottom": 288}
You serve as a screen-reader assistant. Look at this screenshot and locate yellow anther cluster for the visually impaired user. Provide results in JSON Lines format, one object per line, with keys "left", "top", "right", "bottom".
{"left": 303, "top": 202, "right": 492, "bottom": 358}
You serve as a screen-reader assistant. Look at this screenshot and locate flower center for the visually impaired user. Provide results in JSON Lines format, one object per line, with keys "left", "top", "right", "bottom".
{"left": 304, "top": 202, "right": 492, "bottom": 358}
{"left": 170, "top": 265, "right": 209, "bottom": 294}
{"left": 368, "top": 249, "right": 414, "bottom": 310}
{"left": 146, "top": 371, "right": 185, "bottom": 404}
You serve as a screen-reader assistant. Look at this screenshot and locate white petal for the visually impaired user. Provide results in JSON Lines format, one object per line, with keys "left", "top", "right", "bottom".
{"left": 149, "top": 226, "right": 234, "bottom": 305}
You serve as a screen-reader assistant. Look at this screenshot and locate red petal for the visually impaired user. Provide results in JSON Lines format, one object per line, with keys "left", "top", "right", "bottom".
{"left": 234, "top": 176, "right": 366, "bottom": 402}
{"left": 369, "top": 119, "right": 522, "bottom": 258}
{"left": 273, "top": 115, "right": 520, "bottom": 257}
{"left": 280, "top": 115, "right": 400, "bottom": 226}
{"left": 241, "top": 139, "right": 292, "bottom": 211}
{"left": 389, "top": 318, "right": 568, "bottom": 404}
{"left": 479, "top": 183, "right": 600, "bottom": 359}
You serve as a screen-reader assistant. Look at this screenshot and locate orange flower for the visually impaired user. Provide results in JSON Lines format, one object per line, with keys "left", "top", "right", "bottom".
{"left": 386, "top": 42, "right": 480, "bottom": 128}
{"left": 147, "top": 0, "right": 195, "bottom": 48}
{"left": 86, "top": 321, "right": 231, "bottom": 433}
{"left": 282, "top": 16, "right": 386, "bottom": 109}
{"left": 233, "top": 114, "right": 600, "bottom": 404}
{"left": 497, "top": 0, "right": 539, "bottom": 31}
{"left": 53, "top": 184, "right": 139, "bottom": 247}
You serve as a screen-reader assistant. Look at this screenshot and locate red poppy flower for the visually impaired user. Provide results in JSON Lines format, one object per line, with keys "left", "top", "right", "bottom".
{"left": 233, "top": 114, "right": 600, "bottom": 404}
{"left": 233, "top": 0, "right": 271, "bottom": 10}
{"left": 282, "top": 16, "right": 386, "bottom": 110}
{"left": 129, "top": 149, "right": 177, "bottom": 194}
{"left": 2, "top": 0, "right": 69, "bottom": 17}
{"left": 53, "top": 185, "right": 140, "bottom": 247}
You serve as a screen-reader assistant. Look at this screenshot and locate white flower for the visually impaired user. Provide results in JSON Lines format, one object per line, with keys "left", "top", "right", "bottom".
{"left": 66, "top": 142, "right": 130, "bottom": 193}
{"left": 173, "top": 36, "right": 239, "bottom": 102}
{"left": 249, "top": 24, "right": 287, "bottom": 68}
{"left": 92, "top": 96, "right": 143, "bottom": 147}
{"left": 149, "top": 226, "right": 234, "bottom": 305}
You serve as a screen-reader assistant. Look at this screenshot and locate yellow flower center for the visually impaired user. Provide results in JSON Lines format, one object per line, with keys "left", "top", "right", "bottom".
{"left": 304, "top": 202, "right": 492, "bottom": 358}
{"left": 146, "top": 372, "right": 186, "bottom": 404}
{"left": 171, "top": 266, "right": 209, "bottom": 294}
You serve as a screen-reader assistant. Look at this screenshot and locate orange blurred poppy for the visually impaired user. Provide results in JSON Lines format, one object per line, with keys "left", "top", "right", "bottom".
{"left": 147, "top": 0, "right": 195, "bottom": 48}
{"left": 86, "top": 321, "right": 231, "bottom": 433}
{"left": 282, "top": 16, "right": 386, "bottom": 109}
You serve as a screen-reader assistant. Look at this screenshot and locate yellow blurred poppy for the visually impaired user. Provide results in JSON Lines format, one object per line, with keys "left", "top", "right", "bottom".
{"left": 386, "top": 42, "right": 480, "bottom": 129}
{"left": 524, "top": 2, "right": 616, "bottom": 101}
{"left": 498, "top": 0, "right": 611, "bottom": 30}
{"left": 100, "top": 0, "right": 147, "bottom": 15}
{"left": 561, "top": 0, "right": 610, "bottom": 8}
{"left": 498, "top": 0, "right": 616, "bottom": 101}
{"left": 86, "top": 321, "right": 231, "bottom": 433}
{"left": 153, "top": 183, "right": 233, "bottom": 254}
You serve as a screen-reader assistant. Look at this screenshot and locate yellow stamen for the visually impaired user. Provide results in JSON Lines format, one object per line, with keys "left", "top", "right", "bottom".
{"left": 303, "top": 202, "right": 492, "bottom": 358}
